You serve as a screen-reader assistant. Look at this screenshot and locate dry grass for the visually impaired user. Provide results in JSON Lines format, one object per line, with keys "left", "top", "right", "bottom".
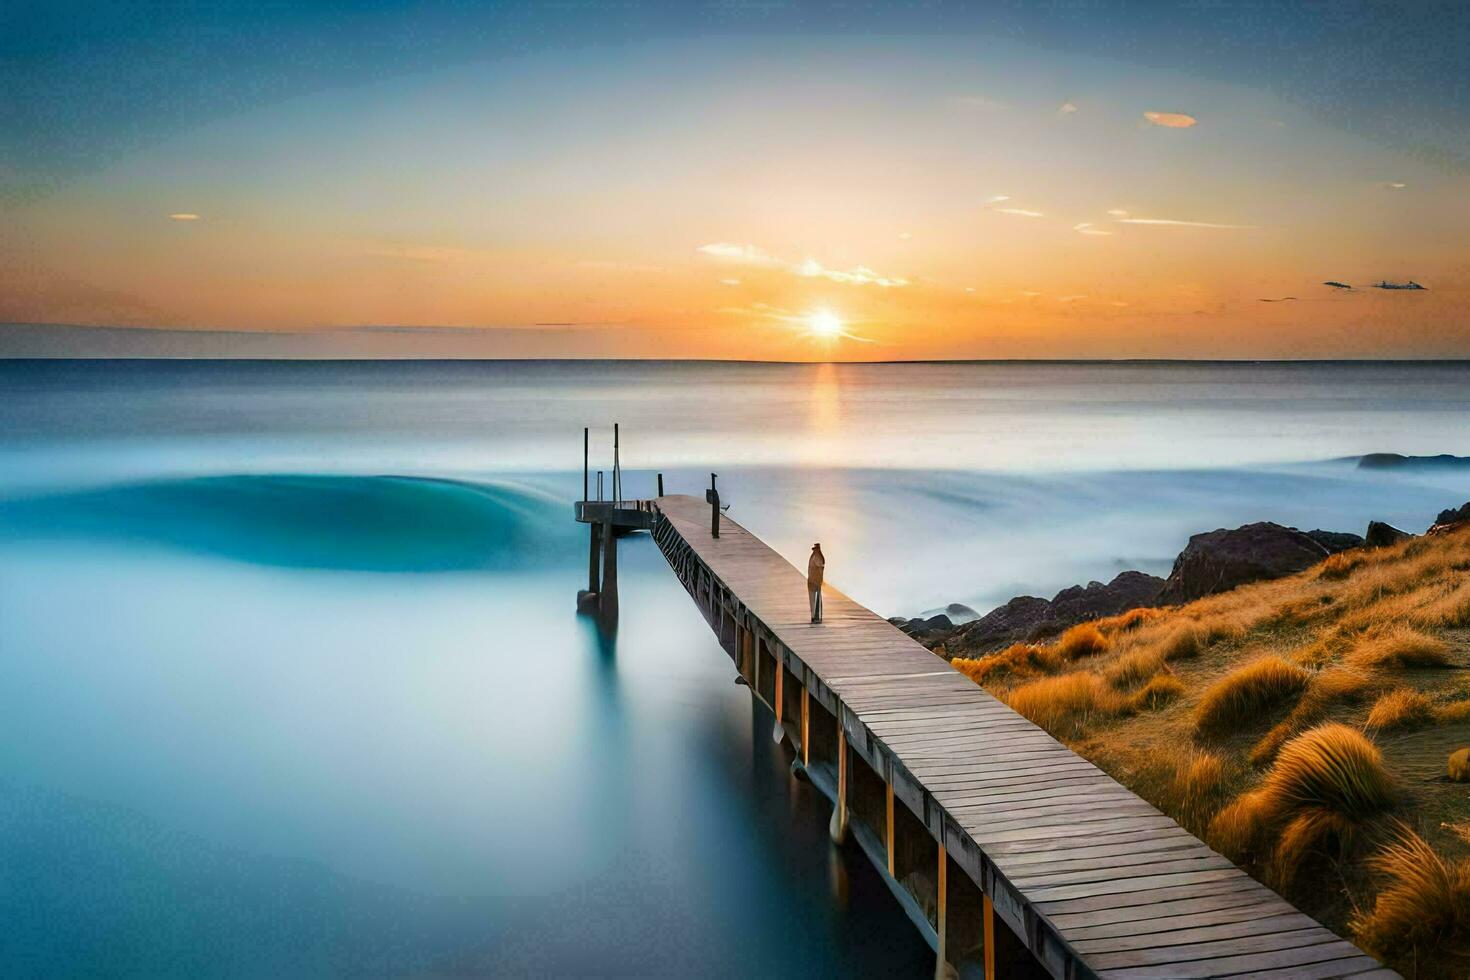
{"left": 1004, "top": 673, "right": 1124, "bottom": 739}
{"left": 951, "top": 643, "right": 1061, "bottom": 686}
{"left": 1345, "top": 624, "right": 1453, "bottom": 670}
{"left": 1250, "top": 667, "right": 1375, "bottom": 766}
{"left": 1366, "top": 688, "right": 1436, "bottom": 733}
{"left": 1211, "top": 723, "right": 1395, "bottom": 881}
{"left": 1055, "top": 622, "right": 1109, "bottom": 661}
{"left": 1128, "top": 673, "right": 1185, "bottom": 712}
{"left": 1194, "top": 656, "right": 1311, "bottom": 737}
{"left": 1319, "top": 549, "right": 1369, "bottom": 580}
{"left": 1104, "top": 648, "right": 1166, "bottom": 689}
{"left": 1351, "top": 825, "right": 1470, "bottom": 971}
{"left": 945, "top": 522, "right": 1470, "bottom": 976}
{"left": 1095, "top": 606, "right": 1168, "bottom": 633}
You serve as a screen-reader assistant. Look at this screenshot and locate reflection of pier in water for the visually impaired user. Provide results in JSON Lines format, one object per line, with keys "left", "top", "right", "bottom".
{"left": 573, "top": 467, "right": 1395, "bottom": 978}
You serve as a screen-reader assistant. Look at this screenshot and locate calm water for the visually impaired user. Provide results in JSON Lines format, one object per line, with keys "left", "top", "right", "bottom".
{"left": 2, "top": 359, "right": 1469, "bottom": 977}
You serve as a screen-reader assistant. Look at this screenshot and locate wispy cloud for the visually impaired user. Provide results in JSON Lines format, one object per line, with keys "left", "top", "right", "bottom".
{"left": 168, "top": 213, "right": 200, "bottom": 221}
{"left": 1074, "top": 222, "right": 1112, "bottom": 236}
{"left": 695, "top": 242, "right": 783, "bottom": 267}
{"left": 951, "top": 95, "right": 1005, "bottom": 111}
{"left": 1059, "top": 100, "right": 1079, "bottom": 115}
{"left": 1143, "top": 111, "right": 1198, "bottom": 128}
{"left": 985, "top": 194, "right": 1011, "bottom": 205}
{"left": 996, "top": 207, "right": 1044, "bottom": 218}
{"left": 696, "top": 242, "right": 908, "bottom": 288}
{"left": 1118, "top": 218, "right": 1256, "bottom": 229}
{"left": 1107, "top": 208, "right": 1130, "bottom": 217}
{"left": 718, "top": 278, "right": 741, "bottom": 286}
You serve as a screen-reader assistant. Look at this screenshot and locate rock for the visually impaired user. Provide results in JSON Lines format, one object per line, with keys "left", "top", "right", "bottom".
{"left": 1358, "top": 453, "right": 1470, "bottom": 470}
{"left": 949, "top": 594, "right": 1051, "bottom": 653}
{"left": 1157, "top": 522, "right": 1329, "bottom": 604}
{"left": 1304, "top": 529, "right": 1365, "bottom": 554}
{"left": 905, "top": 613, "right": 953, "bottom": 634}
{"left": 1041, "top": 572, "right": 1165, "bottom": 635}
{"left": 1365, "top": 521, "right": 1413, "bottom": 548}
{"left": 946, "top": 571, "right": 1165, "bottom": 654}
{"left": 1449, "top": 748, "right": 1470, "bottom": 783}
{"left": 944, "top": 602, "right": 980, "bottom": 623}
{"left": 1434, "top": 502, "right": 1470, "bottom": 528}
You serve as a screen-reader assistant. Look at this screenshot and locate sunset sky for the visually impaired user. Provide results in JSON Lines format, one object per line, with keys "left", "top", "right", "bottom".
{"left": 3, "top": 2, "right": 1468, "bottom": 359}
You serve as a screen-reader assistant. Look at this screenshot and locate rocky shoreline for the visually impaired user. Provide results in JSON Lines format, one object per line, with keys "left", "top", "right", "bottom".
{"left": 896, "top": 497, "right": 1470, "bottom": 659}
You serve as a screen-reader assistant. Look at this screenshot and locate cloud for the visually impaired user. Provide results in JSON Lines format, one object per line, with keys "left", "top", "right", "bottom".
{"left": 796, "top": 258, "right": 908, "bottom": 287}
{"left": 168, "top": 213, "right": 200, "bottom": 221}
{"left": 1107, "top": 208, "right": 1130, "bottom": 217}
{"left": 996, "top": 208, "right": 1044, "bottom": 218}
{"left": 1059, "top": 100, "right": 1079, "bottom": 115}
{"left": 1385, "top": 181, "right": 1407, "bottom": 189}
{"left": 897, "top": 231, "right": 913, "bottom": 241}
{"left": 1073, "top": 222, "right": 1112, "bottom": 236}
{"left": 697, "top": 243, "right": 908, "bottom": 288}
{"left": 985, "top": 194, "right": 1011, "bottom": 205}
{"left": 1117, "top": 218, "right": 1256, "bottom": 229}
{"left": 1143, "top": 111, "right": 1198, "bottom": 128}
{"left": 695, "top": 242, "right": 783, "bottom": 267}
{"left": 952, "top": 95, "right": 1005, "bottom": 111}
{"left": 719, "top": 278, "right": 741, "bottom": 286}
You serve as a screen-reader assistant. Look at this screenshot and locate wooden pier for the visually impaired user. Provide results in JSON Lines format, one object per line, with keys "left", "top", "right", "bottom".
{"left": 633, "top": 492, "right": 1394, "bottom": 980}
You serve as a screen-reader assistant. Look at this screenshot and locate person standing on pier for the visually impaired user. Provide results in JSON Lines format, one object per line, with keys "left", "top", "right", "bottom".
{"left": 808, "top": 543, "right": 825, "bottom": 623}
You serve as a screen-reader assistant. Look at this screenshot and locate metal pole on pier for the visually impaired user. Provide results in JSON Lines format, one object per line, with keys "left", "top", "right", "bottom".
{"left": 613, "top": 423, "right": 621, "bottom": 505}
{"left": 708, "top": 472, "right": 720, "bottom": 538}
{"left": 583, "top": 427, "right": 589, "bottom": 503}
{"left": 657, "top": 472, "right": 664, "bottom": 497}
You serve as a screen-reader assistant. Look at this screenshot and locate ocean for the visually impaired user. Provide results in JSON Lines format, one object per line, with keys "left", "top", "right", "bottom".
{"left": 2, "top": 359, "right": 1467, "bottom": 976}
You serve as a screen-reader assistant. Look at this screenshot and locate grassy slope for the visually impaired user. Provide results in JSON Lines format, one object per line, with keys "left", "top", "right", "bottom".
{"left": 947, "top": 524, "right": 1470, "bottom": 978}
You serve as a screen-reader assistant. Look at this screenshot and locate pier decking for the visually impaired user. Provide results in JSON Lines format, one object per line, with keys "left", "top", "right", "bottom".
{"left": 644, "top": 493, "right": 1394, "bottom": 980}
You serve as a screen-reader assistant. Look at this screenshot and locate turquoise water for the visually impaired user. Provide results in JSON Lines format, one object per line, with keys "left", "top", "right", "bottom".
{"left": 2, "top": 360, "right": 1468, "bottom": 976}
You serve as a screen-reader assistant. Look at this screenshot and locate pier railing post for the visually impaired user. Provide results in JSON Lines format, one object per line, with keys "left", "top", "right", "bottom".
{"left": 583, "top": 427, "right": 589, "bottom": 503}
{"left": 707, "top": 472, "right": 720, "bottom": 538}
{"left": 657, "top": 472, "right": 664, "bottom": 497}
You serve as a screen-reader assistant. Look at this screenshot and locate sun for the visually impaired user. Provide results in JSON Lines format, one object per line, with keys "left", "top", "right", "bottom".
{"left": 806, "top": 309, "right": 844, "bottom": 339}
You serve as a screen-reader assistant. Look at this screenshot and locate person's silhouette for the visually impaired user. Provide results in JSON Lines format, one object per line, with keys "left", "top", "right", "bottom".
{"left": 807, "top": 543, "right": 825, "bottom": 623}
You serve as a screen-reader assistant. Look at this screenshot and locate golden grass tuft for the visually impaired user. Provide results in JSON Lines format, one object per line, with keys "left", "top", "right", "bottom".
{"left": 1249, "top": 667, "right": 1374, "bottom": 766}
{"left": 1351, "top": 824, "right": 1470, "bottom": 965}
{"left": 1055, "top": 622, "right": 1109, "bottom": 661}
{"left": 1271, "top": 809, "right": 1351, "bottom": 890}
{"left": 1128, "top": 673, "right": 1185, "bottom": 712}
{"left": 1439, "top": 702, "right": 1470, "bottom": 725}
{"left": 1194, "top": 656, "right": 1311, "bottom": 737}
{"left": 1157, "top": 621, "right": 1205, "bottom": 661}
{"left": 1210, "top": 723, "right": 1395, "bottom": 865}
{"left": 1413, "top": 578, "right": 1470, "bottom": 629}
{"left": 1345, "top": 624, "right": 1453, "bottom": 670}
{"left": 1004, "top": 672, "right": 1123, "bottom": 739}
{"left": 1318, "top": 549, "right": 1368, "bottom": 580}
{"left": 1366, "top": 688, "right": 1436, "bottom": 733}
{"left": 951, "top": 643, "right": 1061, "bottom": 686}
{"left": 1450, "top": 748, "right": 1470, "bottom": 783}
{"left": 1104, "top": 648, "right": 1166, "bottom": 689}
{"left": 1099, "top": 606, "right": 1167, "bottom": 633}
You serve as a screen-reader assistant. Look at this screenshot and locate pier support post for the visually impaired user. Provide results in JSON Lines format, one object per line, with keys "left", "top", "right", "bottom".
{"left": 587, "top": 522, "right": 602, "bottom": 593}
{"left": 936, "top": 845, "right": 949, "bottom": 980}
{"left": 983, "top": 896, "right": 995, "bottom": 980}
{"left": 829, "top": 725, "right": 849, "bottom": 845}
{"left": 801, "top": 686, "right": 810, "bottom": 766}
{"left": 772, "top": 658, "right": 784, "bottom": 744}
{"left": 886, "top": 782, "right": 895, "bottom": 876}
{"left": 599, "top": 519, "right": 618, "bottom": 616}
